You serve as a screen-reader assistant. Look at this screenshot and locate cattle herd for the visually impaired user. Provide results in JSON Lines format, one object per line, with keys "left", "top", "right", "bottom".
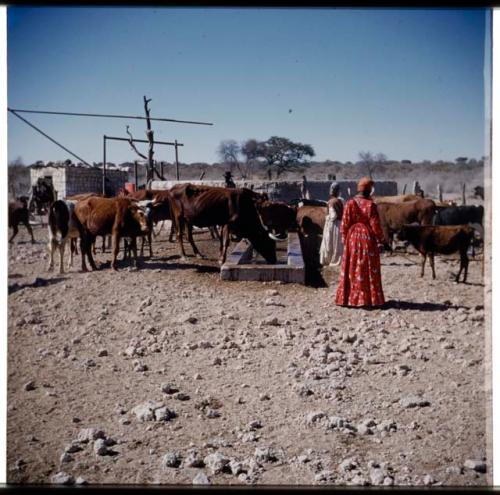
{"left": 8, "top": 184, "right": 484, "bottom": 284}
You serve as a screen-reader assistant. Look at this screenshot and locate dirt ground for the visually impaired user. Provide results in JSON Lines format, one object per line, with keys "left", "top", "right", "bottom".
{"left": 6, "top": 222, "right": 490, "bottom": 486}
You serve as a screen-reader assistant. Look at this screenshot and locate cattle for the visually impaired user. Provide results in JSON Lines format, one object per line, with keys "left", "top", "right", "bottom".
{"left": 169, "top": 184, "right": 276, "bottom": 264}
{"left": 28, "top": 177, "right": 57, "bottom": 215}
{"left": 9, "top": 198, "right": 35, "bottom": 244}
{"left": 377, "top": 199, "right": 437, "bottom": 247}
{"left": 433, "top": 205, "right": 484, "bottom": 235}
{"left": 65, "top": 193, "right": 108, "bottom": 255}
{"left": 296, "top": 205, "right": 328, "bottom": 270}
{"left": 257, "top": 200, "right": 298, "bottom": 241}
{"left": 47, "top": 199, "right": 82, "bottom": 274}
{"left": 397, "top": 225, "right": 475, "bottom": 283}
{"left": 289, "top": 198, "right": 327, "bottom": 208}
{"left": 372, "top": 194, "right": 422, "bottom": 204}
{"left": 74, "top": 197, "right": 151, "bottom": 271}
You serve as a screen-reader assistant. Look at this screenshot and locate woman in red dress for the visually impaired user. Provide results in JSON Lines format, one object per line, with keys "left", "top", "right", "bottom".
{"left": 335, "top": 177, "right": 387, "bottom": 308}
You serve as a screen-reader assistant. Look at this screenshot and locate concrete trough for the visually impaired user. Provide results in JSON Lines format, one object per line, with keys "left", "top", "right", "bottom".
{"left": 220, "top": 232, "right": 305, "bottom": 284}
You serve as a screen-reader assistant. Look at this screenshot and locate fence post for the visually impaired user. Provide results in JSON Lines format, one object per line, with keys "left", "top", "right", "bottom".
{"left": 175, "top": 140, "right": 180, "bottom": 180}
{"left": 134, "top": 160, "right": 138, "bottom": 189}
{"left": 402, "top": 184, "right": 407, "bottom": 194}
{"left": 437, "top": 184, "right": 443, "bottom": 202}
{"left": 462, "top": 183, "right": 466, "bottom": 205}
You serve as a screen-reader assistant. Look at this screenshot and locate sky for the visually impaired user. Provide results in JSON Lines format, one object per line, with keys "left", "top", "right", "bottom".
{"left": 6, "top": 7, "right": 489, "bottom": 165}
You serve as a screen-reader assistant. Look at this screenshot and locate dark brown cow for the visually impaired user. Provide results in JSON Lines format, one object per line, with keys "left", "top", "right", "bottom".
{"left": 397, "top": 225, "right": 475, "bottom": 283}
{"left": 74, "top": 197, "right": 150, "bottom": 271}
{"left": 257, "top": 200, "right": 298, "bottom": 240}
{"left": 377, "top": 198, "right": 436, "bottom": 247}
{"left": 9, "top": 199, "right": 35, "bottom": 244}
{"left": 169, "top": 184, "right": 276, "bottom": 264}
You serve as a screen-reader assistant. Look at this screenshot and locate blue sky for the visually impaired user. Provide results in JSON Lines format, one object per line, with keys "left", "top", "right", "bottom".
{"left": 7, "top": 7, "right": 489, "bottom": 165}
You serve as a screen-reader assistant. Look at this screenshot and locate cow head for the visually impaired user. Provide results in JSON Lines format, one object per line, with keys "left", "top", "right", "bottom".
{"left": 257, "top": 201, "right": 297, "bottom": 241}
{"left": 130, "top": 202, "right": 151, "bottom": 233}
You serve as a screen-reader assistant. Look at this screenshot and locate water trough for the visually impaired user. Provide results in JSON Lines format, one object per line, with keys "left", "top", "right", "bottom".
{"left": 220, "top": 232, "right": 305, "bottom": 284}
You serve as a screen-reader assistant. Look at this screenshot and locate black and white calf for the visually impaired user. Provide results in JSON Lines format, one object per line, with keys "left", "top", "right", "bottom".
{"left": 47, "top": 199, "right": 82, "bottom": 274}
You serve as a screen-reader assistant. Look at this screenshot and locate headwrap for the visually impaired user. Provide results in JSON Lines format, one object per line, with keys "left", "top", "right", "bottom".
{"left": 329, "top": 181, "right": 340, "bottom": 196}
{"left": 357, "top": 177, "right": 374, "bottom": 193}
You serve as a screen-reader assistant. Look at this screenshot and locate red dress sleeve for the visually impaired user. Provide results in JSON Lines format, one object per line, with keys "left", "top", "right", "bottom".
{"left": 340, "top": 199, "right": 353, "bottom": 244}
{"left": 369, "top": 202, "right": 385, "bottom": 244}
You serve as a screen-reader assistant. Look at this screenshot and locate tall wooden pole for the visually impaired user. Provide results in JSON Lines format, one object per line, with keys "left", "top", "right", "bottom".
{"left": 175, "top": 140, "right": 180, "bottom": 180}
{"left": 144, "top": 96, "right": 154, "bottom": 187}
{"left": 102, "top": 135, "right": 107, "bottom": 196}
{"left": 134, "top": 160, "right": 138, "bottom": 190}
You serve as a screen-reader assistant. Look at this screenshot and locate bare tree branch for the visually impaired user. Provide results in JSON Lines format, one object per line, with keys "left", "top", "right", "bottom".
{"left": 126, "top": 125, "right": 148, "bottom": 160}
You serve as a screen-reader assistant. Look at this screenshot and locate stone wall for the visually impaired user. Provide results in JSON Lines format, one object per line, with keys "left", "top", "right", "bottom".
{"left": 30, "top": 166, "right": 128, "bottom": 198}
{"left": 150, "top": 179, "right": 398, "bottom": 202}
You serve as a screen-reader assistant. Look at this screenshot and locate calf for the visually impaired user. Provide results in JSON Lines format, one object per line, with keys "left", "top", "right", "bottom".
{"left": 47, "top": 200, "right": 82, "bottom": 274}
{"left": 397, "top": 225, "right": 475, "bottom": 283}
{"left": 8, "top": 199, "right": 35, "bottom": 244}
{"left": 74, "top": 197, "right": 151, "bottom": 271}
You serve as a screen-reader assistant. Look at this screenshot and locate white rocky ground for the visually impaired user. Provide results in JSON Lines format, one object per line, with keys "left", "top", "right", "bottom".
{"left": 6, "top": 224, "right": 490, "bottom": 486}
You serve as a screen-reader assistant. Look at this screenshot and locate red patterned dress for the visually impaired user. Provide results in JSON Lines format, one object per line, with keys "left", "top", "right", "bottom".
{"left": 335, "top": 196, "right": 385, "bottom": 307}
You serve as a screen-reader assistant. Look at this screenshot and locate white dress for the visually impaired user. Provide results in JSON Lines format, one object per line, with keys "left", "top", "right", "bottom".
{"left": 320, "top": 203, "right": 343, "bottom": 267}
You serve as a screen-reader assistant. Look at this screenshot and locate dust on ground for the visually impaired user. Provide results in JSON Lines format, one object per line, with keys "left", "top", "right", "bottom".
{"left": 6, "top": 223, "right": 489, "bottom": 486}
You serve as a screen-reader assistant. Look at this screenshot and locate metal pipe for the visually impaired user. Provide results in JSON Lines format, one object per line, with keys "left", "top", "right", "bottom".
{"left": 8, "top": 109, "right": 92, "bottom": 166}
{"left": 8, "top": 107, "right": 213, "bottom": 126}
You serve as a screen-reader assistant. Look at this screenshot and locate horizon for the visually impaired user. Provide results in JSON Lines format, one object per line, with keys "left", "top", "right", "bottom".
{"left": 7, "top": 7, "right": 489, "bottom": 165}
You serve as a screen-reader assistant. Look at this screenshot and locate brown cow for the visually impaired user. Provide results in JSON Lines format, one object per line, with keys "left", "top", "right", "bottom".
{"left": 397, "top": 224, "right": 475, "bottom": 283}
{"left": 377, "top": 198, "right": 436, "bottom": 247}
{"left": 9, "top": 199, "right": 35, "bottom": 244}
{"left": 372, "top": 194, "right": 422, "bottom": 204}
{"left": 296, "top": 205, "right": 328, "bottom": 270}
{"left": 74, "top": 197, "right": 151, "bottom": 271}
{"left": 169, "top": 184, "right": 276, "bottom": 264}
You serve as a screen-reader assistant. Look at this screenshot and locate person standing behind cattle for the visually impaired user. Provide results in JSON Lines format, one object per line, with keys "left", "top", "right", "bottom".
{"left": 335, "top": 177, "right": 387, "bottom": 308}
{"left": 319, "top": 182, "right": 344, "bottom": 267}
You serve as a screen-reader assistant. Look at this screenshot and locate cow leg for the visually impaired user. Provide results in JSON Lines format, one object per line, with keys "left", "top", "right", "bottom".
{"left": 101, "top": 235, "right": 107, "bottom": 253}
{"left": 9, "top": 224, "right": 18, "bottom": 243}
{"left": 187, "top": 225, "right": 204, "bottom": 258}
{"left": 168, "top": 221, "right": 176, "bottom": 243}
{"left": 68, "top": 238, "right": 76, "bottom": 270}
{"left": 219, "top": 226, "right": 231, "bottom": 265}
{"left": 461, "top": 248, "right": 469, "bottom": 283}
{"left": 131, "top": 237, "right": 140, "bottom": 268}
{"left": 80, "top": 234, "right": 96, "bottom": 272}
{"left": 24, "top": 221, "right": 35, "bottom": 244}
{"left": 429, "top": 252, "right": 436, "bottom": 279}
{"left": 47, "top": 237, "right": 56, "bottom": 272}
{"left": 111, "top": 233, "right": 121, "bottom": 270}
{"left": 420, "top": 253, "right": 426, "bottom": 278}
{"left": 148, "top": 232, "right": 153, "bottom": 257}
{"left": 58, "top": 238, "right": 66, "bottom": 274}
{"left": 175, "top": 216, "right": 188, "bottom": 260}
{"left": 92, "top": 239, "right": 97, "bottom": 255}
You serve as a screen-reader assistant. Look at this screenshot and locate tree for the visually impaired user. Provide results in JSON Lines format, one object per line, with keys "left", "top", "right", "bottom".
{"left": 257, "top": 136, "right": 315, "bottom": 179}
{"left": 217, "top": 139, "right": 244, "bottom": 177}
{"left": 240, "top": 138, "right": 262, "bottom": 179}
{"left": 357, "top": 151, "right": 388, "bottom": 178}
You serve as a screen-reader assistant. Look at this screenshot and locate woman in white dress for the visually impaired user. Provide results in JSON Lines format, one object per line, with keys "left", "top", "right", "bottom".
{"left": 320, "top": 182, "right": 344, "bottom": 267}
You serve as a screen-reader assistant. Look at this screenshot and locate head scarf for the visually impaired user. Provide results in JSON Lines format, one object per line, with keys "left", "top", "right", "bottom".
{"left": 357, "top": 177, "right": 374, "bottom": 193}
{"left": 329, "top": 181, "right": 340, "bottom": 196}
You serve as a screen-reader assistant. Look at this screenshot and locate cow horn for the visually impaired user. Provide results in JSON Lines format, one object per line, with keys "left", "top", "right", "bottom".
{"left": 268, "top": 232, "right": 287, "bottom": 241}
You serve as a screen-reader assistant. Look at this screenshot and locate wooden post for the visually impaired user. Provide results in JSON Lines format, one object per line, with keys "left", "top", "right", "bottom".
{"left": 437, "top": 184, "right": 443, "bottom": 202}
{"left": 462, "top": 183, "right": 466, "bottom": 205}
{"left": 402, "top": 184, "right": 407, "bottom": 194}
{"left": 102, "top": 135, "right": 107, "bottom": 196}
{"left": 412, "top": 181, "right": 418, "bottom": 195}
{"left": 175, "top": 140, "right": 180, "bottom": 180}
{"left": 134, "top": 160, "right": 138, "bottom": 189}
{"left": 143, "top": 96, "right": 154, "bottom": 186}
{"left": 160, "top": 161, "right": 164, "bottom": 179}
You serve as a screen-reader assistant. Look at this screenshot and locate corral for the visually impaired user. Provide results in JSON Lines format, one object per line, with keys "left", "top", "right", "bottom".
{"left": 6, "top": 215, "right": 489, "bottom": 486}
